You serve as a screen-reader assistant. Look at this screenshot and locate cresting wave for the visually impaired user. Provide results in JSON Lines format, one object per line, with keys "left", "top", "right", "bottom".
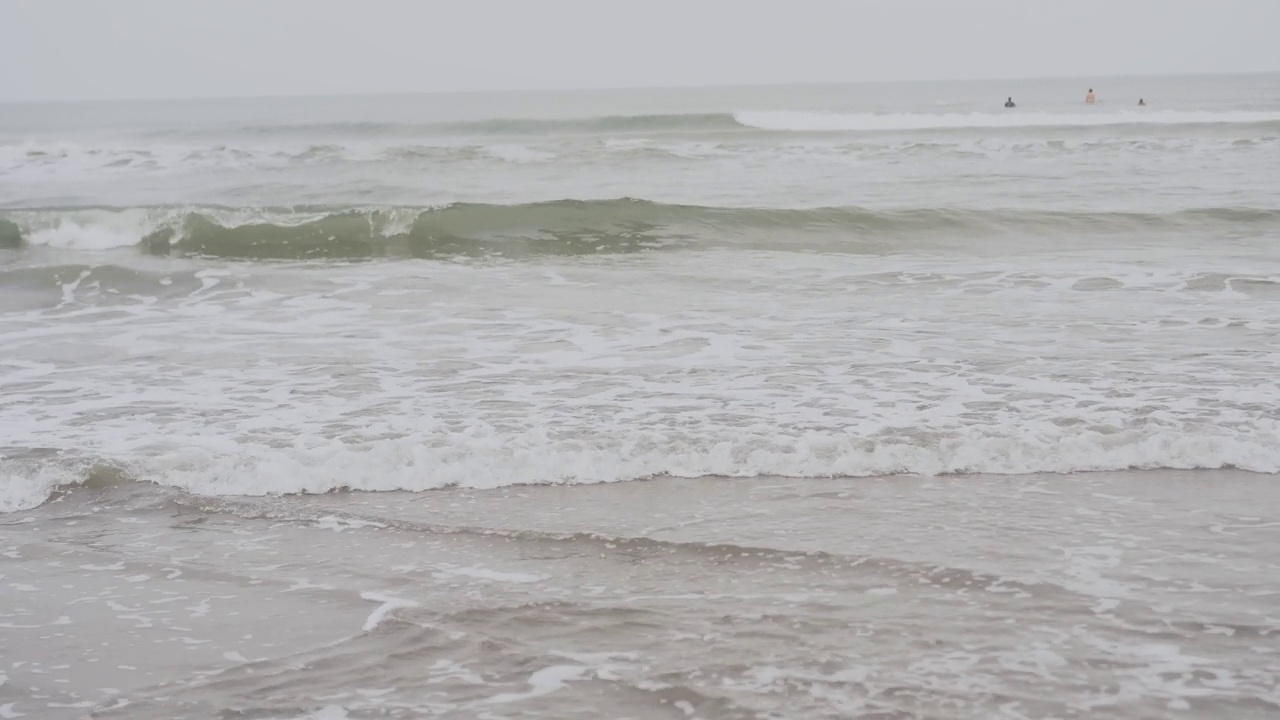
{"left": 5, "top": 201, "right": 1280, "bottom": 258}
{"left": 5, "top": 420, "right": 1279, "bottom": 512}
{"left": 734, "top": 109, "right": 1280, "bottom": 132}
{"left": 135, "top": 109, "right": 1280, "bottom": 138}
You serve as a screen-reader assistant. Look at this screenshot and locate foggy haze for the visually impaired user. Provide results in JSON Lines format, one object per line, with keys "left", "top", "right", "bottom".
{"left": 1, "top": 0, "right": 1278, "bottom": 102}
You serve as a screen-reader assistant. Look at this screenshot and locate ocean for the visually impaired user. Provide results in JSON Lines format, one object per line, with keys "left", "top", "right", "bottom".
{"left": 2, "top": 74, "right": 1279, "bottom": 718}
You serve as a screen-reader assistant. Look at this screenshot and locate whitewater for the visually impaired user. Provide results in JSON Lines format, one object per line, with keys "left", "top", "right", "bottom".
{"left": 4, "top": 75, "right": 1280, "bottom": 509}
{"left": 3, "top": 74, "right": 1280, "bottom": 719}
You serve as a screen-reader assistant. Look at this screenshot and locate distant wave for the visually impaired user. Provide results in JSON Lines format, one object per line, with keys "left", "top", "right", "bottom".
{"left": 4, "top": 200, "right": 1280, "bottom": 260}
{"left": 6, "top": 116, "right": 1275, "bottom": 175}
{"left": 733, "top": 110, "right": 1280, "bottom": 132}
{"left": 151, "top": 113, "right": 746, "bottom": 139}
{"left": 131, "top": 110, "right": 1280, "bottom": 139}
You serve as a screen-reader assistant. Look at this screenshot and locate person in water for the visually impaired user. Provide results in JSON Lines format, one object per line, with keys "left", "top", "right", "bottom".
{"left": 1138, "top": 98, "right": 1146, "bottom": 106}
{"left": 1005, "top": 97, "right": 1016, "bottom": 108}
{"left": 1085, "top": 89, "right": 1097, "bottom": 104}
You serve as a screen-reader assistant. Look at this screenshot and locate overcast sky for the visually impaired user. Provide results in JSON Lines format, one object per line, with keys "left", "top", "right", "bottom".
{"left": 1, "top": 0, "right": 1277, "bottom": 102}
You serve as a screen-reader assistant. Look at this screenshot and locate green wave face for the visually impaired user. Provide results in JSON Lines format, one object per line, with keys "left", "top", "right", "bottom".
{"left": 4, "top": 201, "right": 1279, "bottom": 261}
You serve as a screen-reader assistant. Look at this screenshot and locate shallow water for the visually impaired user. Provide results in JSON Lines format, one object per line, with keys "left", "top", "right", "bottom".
{"left": 3, "top": 472, "right": 1278, "bottom": 719}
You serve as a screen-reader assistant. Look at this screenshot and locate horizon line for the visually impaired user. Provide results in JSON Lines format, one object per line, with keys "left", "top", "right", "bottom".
{"left": 2, "top": 69, "right": 1276, "bottom": 106}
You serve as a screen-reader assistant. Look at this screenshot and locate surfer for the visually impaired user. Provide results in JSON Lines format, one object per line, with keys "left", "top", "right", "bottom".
{"left": 1085, "top": 89, "right": 1097, "bottom": 104}
{"left": 1004, "top": 97, "right": 1016, "bottom": 108}
{"left": 1137, "top": 98, "right": 1146, "bottom": 106}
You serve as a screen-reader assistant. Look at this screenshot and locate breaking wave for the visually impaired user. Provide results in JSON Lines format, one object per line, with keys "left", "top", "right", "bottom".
{"left": 135, "top": 110, "right": 1280, "bottom": 140}
{"left": 734, "top": 110, "right": 1280, "bottom": 132}
{"left": 5, "top": 420, "right": 1279, "bottom": 512}
{"left": 4, "top": 201, "right": 1279, "bottom": 259}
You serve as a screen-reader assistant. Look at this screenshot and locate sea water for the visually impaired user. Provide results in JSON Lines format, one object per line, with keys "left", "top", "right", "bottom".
{"left": 1, "top": 74, "right": 1278, "bottom": 718}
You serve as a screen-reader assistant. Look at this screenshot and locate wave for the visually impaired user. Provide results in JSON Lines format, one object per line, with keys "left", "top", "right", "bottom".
{"left": 5, "top": 421, "right": 1278, "bottom": 512}
{"left": 733, "top": 110, "right": 1280, "bottom": 132}
{"left": 136, "top": 110, "right": 1280, "bottom": 140}
{"left": 4, "top": 201, "right": 1279, "bottom": 259}
{"left": 6, "top": 121, "right": 1274, "bottom": 176}
{"left": 154, "top": 113, "right": 746, "bottom": 139}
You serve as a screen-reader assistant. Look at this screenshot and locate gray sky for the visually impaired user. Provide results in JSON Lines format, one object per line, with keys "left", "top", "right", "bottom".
{"left": 1, "top": 0, "right": 1277, "bottom": 102}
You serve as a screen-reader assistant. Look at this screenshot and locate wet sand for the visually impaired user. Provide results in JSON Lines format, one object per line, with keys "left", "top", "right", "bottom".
{"left": 3, "top": 470, "right": 1278, "bottom": 719}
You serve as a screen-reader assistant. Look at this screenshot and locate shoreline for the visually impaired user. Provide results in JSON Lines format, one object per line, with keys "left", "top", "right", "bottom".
{"left": 4, "top": 469, "right": 1277, "bottom": 718}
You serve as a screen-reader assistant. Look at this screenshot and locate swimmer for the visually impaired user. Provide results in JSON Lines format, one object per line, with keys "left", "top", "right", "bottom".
{"left": 1005, "top": 97, "right": 1016, "bottom": 108}
{"left": 1137, "top": 98, "right": 1146, "bottom": 106}
{"left": 1085, "top": 88, "right": 1096, "bottom": 104}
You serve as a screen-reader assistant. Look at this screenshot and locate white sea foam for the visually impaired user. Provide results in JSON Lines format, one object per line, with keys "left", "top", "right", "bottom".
{"left": 103, "top": 437, "right": 1280, "bottom": 500}
{"left": 18, "top": 208, "right": 179, "bottom": 250}
{"left": 0, "top": 463, "right": 86, "bottom": 513}
{"left": 734, "top": 110, "right": 1280, "bottom": 132}
{"left": 3, "top": 421, "right": 1274, "bottom": 513}
{"left": 3, "top": 249, "right": 1279, "bottom": 512}
{"left": 481, "top": 665, "right": 591, "bottom": 705}
{"left": 4, "top": 205, "right": 435, "bottom": 251}
{"left": 359, "top": 592, "right": 418, "bottom": 632}
{"left": 484, "top": 144, "right": 555, "bottom": 163}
